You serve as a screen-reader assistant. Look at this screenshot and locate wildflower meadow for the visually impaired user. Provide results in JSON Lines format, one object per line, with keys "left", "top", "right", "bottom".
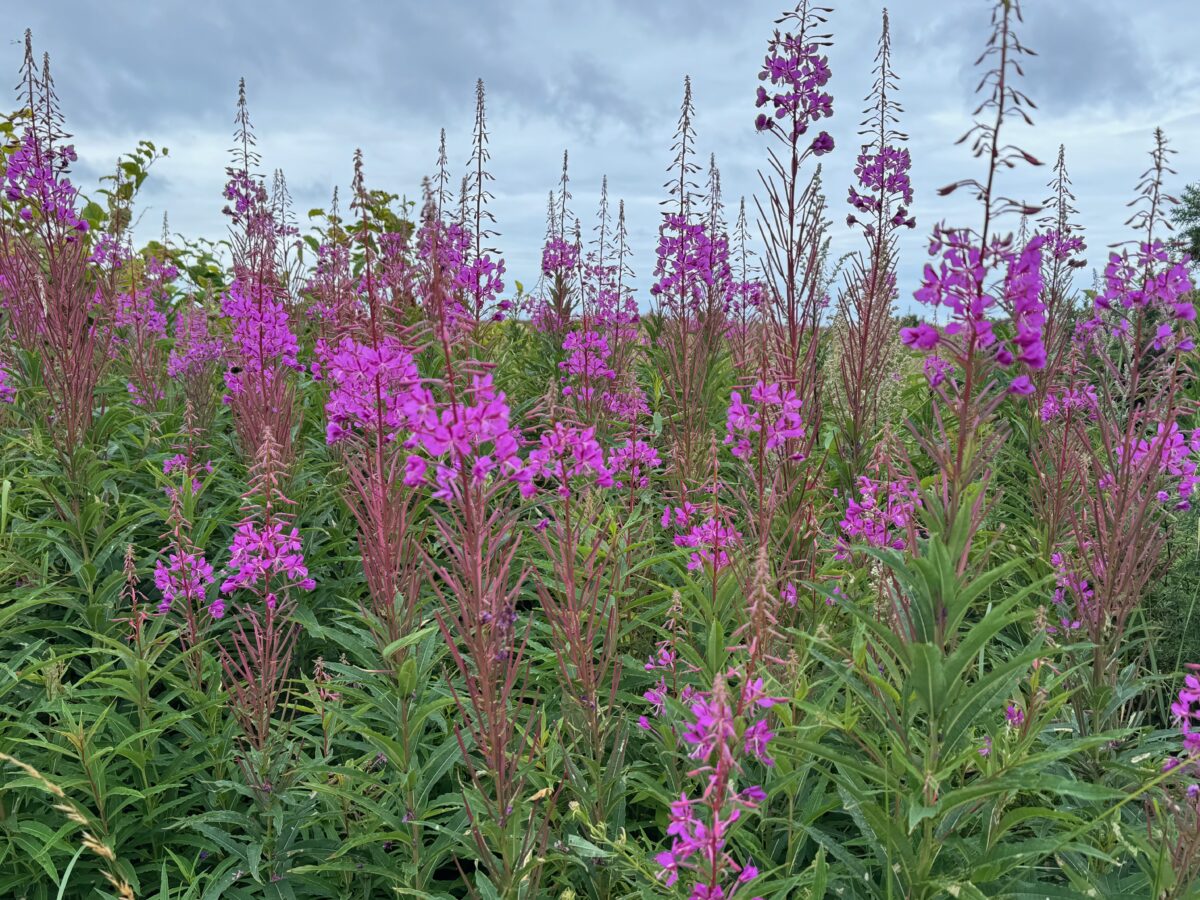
{"left": 3, "top": 2, "right": 1200, "bottom": 897}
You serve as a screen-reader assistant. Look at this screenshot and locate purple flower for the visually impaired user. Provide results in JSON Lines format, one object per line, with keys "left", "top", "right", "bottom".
{"left": 663, "top": 505, "right": 743, "bottom": 572}
{"left": 724, "top": 380, "right": 805, "bottom": 461}
{"left": 835, "top": 474, "right": 920, "bottom": 560}
{"left": 900, "top": 322, "right": 940, "bottom": 351}
{"left": 1005, "top": 704, "right": 1025, "bottom": 728}
{"left": 650, "top": 215, "right": 732, "bottom": 318}
{"left": 906, "top": 229, "right": 1047, "bottom": 392}
{"left": 221, "top": 520, "right": 315, "bottom": 598}
{"left": 559, "top": 330, "right": 615, "bottom": 402}
{"left": 608, "top": 439, "right": 661, "bottom": 490}
{"left": 755, "top": 33, "right": 834, "bottom": 147}
{"left": 323, "top": 335, "right": 421, "bottom": 444}
{"left": 525, "top": 422, "right": 613, "bottom": 497}
{"left": 811, "top": 131, "right": 835, "bottom": 155}
{"left": 221, "top": 279, "right": 302, "bottom": 398}
{"left": 155, "top": 550, "right": 215, "bottom": 616}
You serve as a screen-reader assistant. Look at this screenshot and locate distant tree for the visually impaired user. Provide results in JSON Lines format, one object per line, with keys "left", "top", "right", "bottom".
{"left": 1172, "top": 181, "right": 1200, "bottom": 262}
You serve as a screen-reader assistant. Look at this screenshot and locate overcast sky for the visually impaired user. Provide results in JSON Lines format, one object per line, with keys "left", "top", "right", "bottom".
{"left": 15, "top": 1, "right": 1200, "bottom": 310}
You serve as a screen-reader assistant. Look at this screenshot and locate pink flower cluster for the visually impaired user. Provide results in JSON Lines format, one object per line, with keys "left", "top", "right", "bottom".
{"left": 847, "top": 145, "right": 915, "bottom": 232}
{"left": 834, "top": 474, "right": 920, "bottom": 560}
{"left": 460, "top": 251, "right": 509, "bottom": 323}
{"left": 594, "top": 283, "right": 641, "bottom": 341}
{"left": 220, "top": 279, "right": 301, "bottom": 397}
{"left": 168, "top": 308, "right": 224, "bottom": 380}
{"left": 221, "top": 520, "right": 315, "bottom": 609}
{"left": 1049, "top": 550, "right": 1089, "bottom": 634}
{"left": 323, "top": 335, "right": 421, "bottom": 444}
{"left": 403, "top": 374, "right": 529, "bottom": 502}
{"left": 609, "top": 439, "right": 661, "bottom": 490}
{"left": 902, "top": 229, "right": 1047, "bottom": 395}
{"left": 163, "top": 452, "right": 213, "bottom": 498}
{"left": 112, "top": 287, "right": 168, "bottom": 340}
{"left": 663, "top": 503, "right": 743, "bottom": 572}
{"left": 155, "top": 549, "right": 216, "bottom": 617}
{"left": 0, "top": 368, "right": 14, "bottom": 404}
{"left": 724, "top": 380, "right": 805, "bottom": 461}
{"left": 559, "top": 330, "right": 615, "bottom": 402}
{"left": 415, "top": 219, "right": 468, "bottom": 334}
{"left": 655, "top": 676, "right": 780, "bottom": 898}
{"left": 1040, "top": 384, "right": 1099, "bottom": 422}
{"left": 541, "top": 236, "right": 579, "bottom": 276}
{"left": 429, "top": 221, "right": 509, "bottom": 324}
{"left": 1115, "top": 421, "right": 1200, "bottom": 509}
{"left": 1164, "top": 667, "right": 1200, "bottom": 795}
{"left": 754, "top": 31, "right": 835, "bottom": 154}
{"left": 728, "top": 278, "right": 765, "bottom": 315}
{"left": 3, "top": 131, "right": 89, "bottom": 234}
{"left": 650, "top": 215, "right": 732, "bottom": 316}
{"left": 1088, "top": 240, "right": 1195, "bottom": 353}
{"left": 525, "top": 422, "right": 613, "bottom": 497}
{"left": 1043, "top": 229, "right": 1086, "bottom": 265}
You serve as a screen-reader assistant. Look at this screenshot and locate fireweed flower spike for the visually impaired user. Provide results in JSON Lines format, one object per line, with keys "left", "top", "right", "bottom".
{"left": 220, "top": 428, "right": 314, "bottom": 608}
{"left": 1063, "top": 131, "right": 1197, "bottom": 684}
{"left": 0, "top": 41, "right": 118, "bottom": 467}
{"left": 654, "top": 672, "right": 778, "bottom": 898}
{"left": 834, "top": 9, "right": 915, "bottom": 489}
{"left": 893, "top": 0, "right": 1048, "bottom": 549}
{"left": 219, "top": 82, "right": 301, "bottom": 461}
{"left": 834, "top": 472, "right": 920, "bottom": 560}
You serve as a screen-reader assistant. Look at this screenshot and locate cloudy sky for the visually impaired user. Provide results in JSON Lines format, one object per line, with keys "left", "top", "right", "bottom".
{"left": 16, "top": 1, "right": 1200, "bottom": 309}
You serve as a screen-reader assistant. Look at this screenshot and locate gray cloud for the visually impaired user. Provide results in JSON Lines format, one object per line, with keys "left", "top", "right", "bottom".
{"left": 14, "top": 0, "right": 1200, "bottom": 306}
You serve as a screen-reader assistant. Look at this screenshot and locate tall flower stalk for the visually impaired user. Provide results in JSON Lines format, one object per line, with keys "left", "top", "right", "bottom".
{"left": 219, "top": 81, "right": 302, "bottom": 462}
{"left": 834, "top": 7, "right": 914, "bottom": 488}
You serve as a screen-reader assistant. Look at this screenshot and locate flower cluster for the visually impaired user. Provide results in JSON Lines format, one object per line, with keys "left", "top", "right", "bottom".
{"left": 727, "top": 278, "right": 765, "bottom": 323}
{"left": 458, "top": 247, "right": 509, "bottom": 323}
{"left": 525, "top": 422, "right": 613, "bottom": 497}
{"left": 755, "top": 32, "right": 834, "bottom": 154}
{"left": 594, "top": 283, "right": 641, "bottom": 342}
{"left": 220, "top": 279, "right": 301, "bottom": 398}
{"left": 1087, "top": 241, "right": 1195, "bottom": 353}
{"left": 541, "top": 236, "right": 579, "bottom": 276}
{"left": 663, "top": 503, "right": 743, "bottom": 572}
{"left": 834, "top": 474, "right": 920, "bottom": 560}
{"left": 0, "top": 367, "right": 14, "bottom": 404}
{"left": 609, "top": 439, "right": 661, "bottom": 490}
{"left": 1043, "top": 228, "right": 1086, "bottom": 265}
{"left": 1040, "top": 383, "right": 1099, "bottom": 422}
{"left": 163, "top": 452, "right": 213, "bottom": 498}
{"left": 424, "top": 220, "right": 511, "bottom": 325}
{"left": 654, "top": 675, "right": 779, "bottom": 898}
{"left": 638, "top": 603, "right": 692, "bottom": 731}
{"left": 724, "top": 380, "right": 805, "bottom": 461}
{"left": 415, "top": 219, "right": 470, "bottom": 335}
{"left": 112, "top": 286, "right": 168, "bottom": 341}
{"left": 559, "top": 330, "right": 615, "bottom": 402}
{"left": 155, "top": 549, "right": 215, "bottom": 617}
{"left": 847, "top": 145, "right": 915, "bottom": 232}
{"left": 404, "top": 373, "right": 528, "bottom": 502}
{"left": 221, "top": 169, "right": 268, "bottom": 224}
{"left": 1049, "top": 550, "right": 1090, "bottom": 634}
{"left": 221, "top": 520, "right": 315, "bottom": 608}
{"left": 1113, "top": 421, "right": 1200, "bottom": 510}
{"left": 902, "top": 229, "right": 1047, "bottom": 394}
{"left": 650, "top": 215, "right": 732, "bottom": 317}
{"left": 1164, "top": 668, "right": 1200, "bottom": 797}
{"left": 168, "top": 308, "right": 224, "bottom": 380}
{"left": 3, "top": 130, "right": 89, "bottom": 234}
{"left": 323, "top": 335, "right": 421, "bottom": 444}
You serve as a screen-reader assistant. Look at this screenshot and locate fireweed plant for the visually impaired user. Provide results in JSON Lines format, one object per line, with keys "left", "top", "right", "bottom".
{"left": 2, "top": 5, "right": 1200, "bottom": 899}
